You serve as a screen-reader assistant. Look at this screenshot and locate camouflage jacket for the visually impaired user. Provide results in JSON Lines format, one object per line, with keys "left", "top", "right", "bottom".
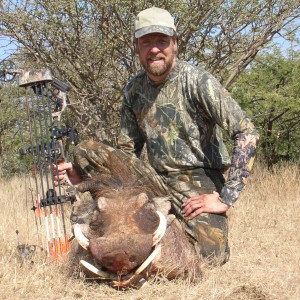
{"left": 117, "top": 59, "right": 259, "bottom": 205}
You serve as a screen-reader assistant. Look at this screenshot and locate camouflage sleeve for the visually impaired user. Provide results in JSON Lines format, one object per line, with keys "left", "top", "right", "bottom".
{"left": 117, "top": 95, "right": 145, "bottom": 157}
{"left": 219, "top": 131, "right": 259, "bottom": 206}
{"left": 196, "top": 71, "right": 259, "bottom": 206}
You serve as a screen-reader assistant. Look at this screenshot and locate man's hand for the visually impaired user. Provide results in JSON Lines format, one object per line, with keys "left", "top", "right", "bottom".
{"left": 182, "top": 191, "right": 230, "bottom": 220}
{"left": 51, "top": 162, "right": 82, "bottom": 186}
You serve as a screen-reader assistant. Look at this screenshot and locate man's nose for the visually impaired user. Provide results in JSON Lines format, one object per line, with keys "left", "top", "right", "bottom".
{"left": 148, "top": 42, "right": 161, "bottom": 54}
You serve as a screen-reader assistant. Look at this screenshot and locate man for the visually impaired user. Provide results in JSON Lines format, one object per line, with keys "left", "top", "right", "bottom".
{"left": 55, "top": 7, "right": 259, "bottom": 264}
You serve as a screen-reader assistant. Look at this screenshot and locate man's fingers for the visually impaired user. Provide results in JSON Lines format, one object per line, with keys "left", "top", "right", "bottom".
{"left": 182, "top": 192, "right": 229, "bottom": 219}
{"left": 182, "top": 195, "right": 203, "bottom": 207}
{"left": 51, "top": 163, "right": 68, "bottom": 185}
{"left": 182, "top": 201, "right": 203, "bottom": 217}
{"left": 60, "top": 162, "right": 73, "bottom": 170}
{"left": 58, "top": 174, "right": 65, "bottom": 180}
{"left": 186, "top": 207, "right": 204, "bottom": 220}
{"left": 51, "top": 162, "right": 72, "bottom": 171}
{"left": 53, "top": 173, "right": 66, "bottom": 186}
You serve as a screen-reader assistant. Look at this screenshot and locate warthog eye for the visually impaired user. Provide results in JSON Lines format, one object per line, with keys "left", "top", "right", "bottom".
{"left": 106, "top": 260, "right": 113, "bottom": 268}
{"left": 89, "top": 219, "right": 105, "bottom": 236}
{"left": 129, "top": 255, "right": 136, "bottom": 263}
{"left": 89, "top": 222, "right": 98, "bottom": 231}
{"left": 88, "top": 209, "right": 111, "bottom": 237}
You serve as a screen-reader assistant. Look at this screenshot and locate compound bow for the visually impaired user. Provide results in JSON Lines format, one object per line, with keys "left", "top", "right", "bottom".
{"left": 1, "top": 60, "right": 79, "bottom": 260}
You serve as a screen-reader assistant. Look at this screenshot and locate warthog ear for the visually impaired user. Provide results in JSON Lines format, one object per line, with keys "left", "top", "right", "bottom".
{"left": 152, "top": 196, "right": 171, "bottom": 216}
{"left": 97, "top": 197, "right": 108, "bottom": 210}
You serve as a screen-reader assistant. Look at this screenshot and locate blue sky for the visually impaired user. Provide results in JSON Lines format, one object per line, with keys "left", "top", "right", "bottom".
{"left": 0, "top": 36, "right": 17, "bottom": 61}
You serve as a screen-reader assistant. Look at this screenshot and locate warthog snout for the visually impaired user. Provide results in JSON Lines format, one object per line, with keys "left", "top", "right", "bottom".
{"left": 88, "top": 234, "right": 153, "bottom": 274}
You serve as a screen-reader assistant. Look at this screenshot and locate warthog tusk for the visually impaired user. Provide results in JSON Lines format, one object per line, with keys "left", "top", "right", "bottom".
{"left": 135, "top": 244, "right": 161, "bottom": 275}
{"left": 80, "top": 260, "right": 118, "bottom": 280}
{"left": 73, "top": 224, "right": 89, "bottom": 250}
{"left": 152, "top": 211, "right": 167, "bottom": 246}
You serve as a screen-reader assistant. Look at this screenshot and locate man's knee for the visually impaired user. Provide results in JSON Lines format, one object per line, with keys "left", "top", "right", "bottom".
{"left": 188, "top": 213, "right": 230, "bottom": 265}
{"left": 198, "top": 238, "right": 230, "bottom": 265}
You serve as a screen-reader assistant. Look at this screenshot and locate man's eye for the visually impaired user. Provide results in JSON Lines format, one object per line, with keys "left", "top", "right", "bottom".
{"left": 141, "top": 41, "right": 150, "bottom": 47}
{"left": 158, "top": 40, "right": 168, "bottom": 46}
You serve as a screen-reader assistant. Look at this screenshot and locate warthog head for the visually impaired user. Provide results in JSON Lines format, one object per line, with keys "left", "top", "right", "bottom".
{"left": 69, "top": 156, "right": 201, "bottom": 288}
{"left": 69, "top": 163, "right": 172, "bottom": 286}
{"left": 73, "top": 189, "right": 167, "bottom": 275}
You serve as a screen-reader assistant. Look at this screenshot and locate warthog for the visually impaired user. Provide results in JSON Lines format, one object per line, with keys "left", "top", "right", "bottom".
{"left": 69, "top": 162, "right": 202, "bottom": 288}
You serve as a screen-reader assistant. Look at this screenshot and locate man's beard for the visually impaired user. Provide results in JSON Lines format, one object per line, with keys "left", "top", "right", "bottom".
{"left": 143, "top": 53, "right": 175, "bottom": 78}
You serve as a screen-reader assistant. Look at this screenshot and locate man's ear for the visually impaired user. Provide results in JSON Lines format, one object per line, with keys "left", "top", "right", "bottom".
{"left": 134, "top": 38, "right": 139, "bottom": 55}
{"left": 173, "top": 36, "right": 179, "bottom": 54}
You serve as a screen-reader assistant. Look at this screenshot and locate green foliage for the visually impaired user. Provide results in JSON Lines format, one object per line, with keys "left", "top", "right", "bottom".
{"left": 231, "top": 50, "right": 300, "bottom": 167}
{"left": 0, "top": 84, "right": 32, "bottom": 176}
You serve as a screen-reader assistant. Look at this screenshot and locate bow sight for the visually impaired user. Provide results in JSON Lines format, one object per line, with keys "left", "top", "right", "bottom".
{"left": 1, "top": 59, "right": 78, "bottom": 259}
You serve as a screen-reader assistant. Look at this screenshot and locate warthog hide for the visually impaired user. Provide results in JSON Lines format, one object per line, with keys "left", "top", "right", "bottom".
{"left": 69, "top": 166, "right": 202, "bottom": 288}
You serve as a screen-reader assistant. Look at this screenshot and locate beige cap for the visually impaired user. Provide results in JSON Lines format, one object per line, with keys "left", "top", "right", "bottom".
{"left": 134, "top": 7, "right": 176, "bottom": 38}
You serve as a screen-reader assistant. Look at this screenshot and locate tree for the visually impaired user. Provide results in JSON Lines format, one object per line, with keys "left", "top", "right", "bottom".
{"left": 0, "top": 84, "right": 30, "bottom": 175}
{"left": 231, "top": 49, "right": 300, "bottom": 167}
{"left": 0, "top": 0, "right": 299, "bottom": 142}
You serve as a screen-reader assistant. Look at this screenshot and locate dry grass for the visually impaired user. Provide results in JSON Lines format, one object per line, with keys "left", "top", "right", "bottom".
{"left": 0, "top": 163, "right": 299, "bottom": 300}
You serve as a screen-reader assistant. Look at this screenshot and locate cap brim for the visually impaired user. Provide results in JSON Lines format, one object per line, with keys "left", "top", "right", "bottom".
{"left": 135, "top": 25, "right": 175, "bottom": 38}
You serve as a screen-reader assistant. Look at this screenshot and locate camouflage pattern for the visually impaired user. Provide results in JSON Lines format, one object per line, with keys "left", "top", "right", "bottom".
{"left": 73, "top": 140, "right": 229, "bottom": 264}
{"left": 73, "top": 140, "right": 168, "bottom": 196}
{"left": 18, "top": 69, "right": 53, "bottom": 86}
{"left": 118, "top": 59, "right": 259, "bottom": 206}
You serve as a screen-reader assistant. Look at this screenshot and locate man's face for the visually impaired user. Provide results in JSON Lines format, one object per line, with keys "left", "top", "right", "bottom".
{"left": 136, "top": 33, "right": 178, "bottom": 82}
